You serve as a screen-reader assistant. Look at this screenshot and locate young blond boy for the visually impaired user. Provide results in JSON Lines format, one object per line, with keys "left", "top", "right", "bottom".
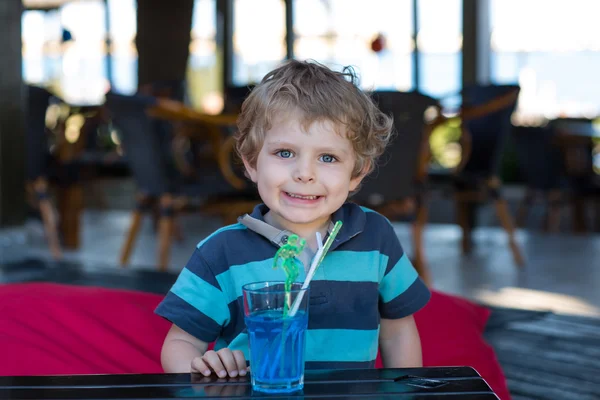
{"left": 156, "top": 60, "right": 430, "bottom": 378}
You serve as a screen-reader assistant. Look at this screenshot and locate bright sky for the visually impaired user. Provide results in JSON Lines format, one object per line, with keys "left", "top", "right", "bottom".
{"left": 490, "top": 0, "right": 600, "bottom": 51}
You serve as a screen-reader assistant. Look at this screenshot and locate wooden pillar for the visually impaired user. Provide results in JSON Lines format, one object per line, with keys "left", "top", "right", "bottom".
{"left": 136, "top": 0, "right": 194, "bottom": 88}
{"left": 462, "top": 0, "right": 491, "bottom": 87}
{"left": 0, "top": 1, "right": 26, "bottom": 227}
{"left": 217, "top": 0, "right": 233, "bottom": 87}
{"left": 284, "top": 0, "right": 294, "bottom": 60}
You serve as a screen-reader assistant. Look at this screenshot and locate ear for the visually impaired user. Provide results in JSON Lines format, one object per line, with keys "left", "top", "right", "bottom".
{"left": 242, "top": 156, "right": 258, "bottom": 183}
{"left": 349, "top": 161, "right": 371, "bottom": 192}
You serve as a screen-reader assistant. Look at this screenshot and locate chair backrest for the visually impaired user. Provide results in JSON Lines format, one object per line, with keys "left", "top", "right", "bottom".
{"left": 352, "top": 91, "right": 440, "bottom": 206}
{"left": 512, "top": 125, "right": 563, "bottom": 191}
{"left": 461, "top": 84, "right": 520, "bottom": 178}
{"left": 104, "top": 92, "right": 172, "bottom": 196}
{"left": 549, "top": 118, "right": 597, "bottom": 191}
{"left": 223, "top": 85, "right": 254, "bottom": 114}
{"left": 26, "top": 85, "right": 53, "bottom": 181}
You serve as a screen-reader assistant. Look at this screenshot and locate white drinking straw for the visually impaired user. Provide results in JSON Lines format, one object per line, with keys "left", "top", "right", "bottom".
{"left": 316, "top": 231, "right": 324, "bottom": 251}
{"left": 288, "top": 221, "right": 342, "bottom": 316}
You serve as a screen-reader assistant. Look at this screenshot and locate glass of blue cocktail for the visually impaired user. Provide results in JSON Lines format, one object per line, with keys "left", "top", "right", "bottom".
{"left": 243, "top": 281, "right": 309, "bottom": 393}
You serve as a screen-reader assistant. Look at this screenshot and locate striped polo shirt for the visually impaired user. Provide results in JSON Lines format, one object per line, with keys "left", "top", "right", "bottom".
{"left": 155, "top": 202, "right": 430, "bottom": 369}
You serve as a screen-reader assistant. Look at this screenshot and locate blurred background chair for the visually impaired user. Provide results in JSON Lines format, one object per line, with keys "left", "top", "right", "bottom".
{"left": 104, "top": 92, "right": 258, "bottom": 271}
{"left": 551, "top": 118, "right": 600, "bottom": 233}
{"left": 25, "top": 85, "right": 62, "bottom": 259}
{"left": 32, "top": 90, "right": 130, "bottom": 250}
{"left": 352, "top": 90, "right": 443, "bottom": 286}
{"left": 434, "top": 84, "right": 525, "bottom": 266}
{"left": 223, "top": 85, "right": 254, "bottom": 114}
{"left": 512, "top": 124, "right": 565, "bottom": 232}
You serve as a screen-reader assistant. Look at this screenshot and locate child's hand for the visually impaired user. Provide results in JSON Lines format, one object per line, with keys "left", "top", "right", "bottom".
{"left": 191, "top": 348, "right": 248, "bottom": 378}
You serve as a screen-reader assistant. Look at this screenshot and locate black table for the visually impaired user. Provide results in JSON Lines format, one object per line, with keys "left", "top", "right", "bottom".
{"left": 0, "top": 367, "right": 498, "bottom": 399}
{"left": 0, "top": 258, "right": 176, "bottom": 295}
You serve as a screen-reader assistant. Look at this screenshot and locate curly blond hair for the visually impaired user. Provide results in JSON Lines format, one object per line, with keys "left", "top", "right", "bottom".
{"left": 235, "top": 59, "right": 393, "bottom": 178}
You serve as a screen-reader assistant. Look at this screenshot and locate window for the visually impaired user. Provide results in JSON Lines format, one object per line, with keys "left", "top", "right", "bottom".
{"left": 187, "top": 0, "right": 221, "bottom": 113}
{"left": 490, "top": 0, "right": 600, "bottom": 121}
{"left": 22, "top": 9, "right": 62, "bottom": 86}
{"left": 22, "top": 0, "right": 216, "bottom": 109}
{"left": 107, "top": 0, "right": 137, "bottom": 95}
{"left": 232, "top": 0, "right": 286, "bottom": 86}
{"left": 22, "top": 0, "right": 121, "bottom": 105}
{"left": 58, "top": 0, "right": 108, "bottom": 105}
{"left": 417, "top": 0, "right": 462, "bottom": 98}
{"left": 294, "top": 0, "right": 414, "bottom": 91}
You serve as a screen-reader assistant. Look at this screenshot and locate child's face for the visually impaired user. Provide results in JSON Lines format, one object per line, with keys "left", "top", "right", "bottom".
{"left": 243, "top": 109, "right": 365, "bottom": 233}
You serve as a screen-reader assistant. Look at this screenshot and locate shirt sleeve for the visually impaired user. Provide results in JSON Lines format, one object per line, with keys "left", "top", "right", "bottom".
{"left": 378, "top": 220, "right": 431, "bottom": 319}
{"left": 155, "top": 248, "right": 231, "bottom": 343}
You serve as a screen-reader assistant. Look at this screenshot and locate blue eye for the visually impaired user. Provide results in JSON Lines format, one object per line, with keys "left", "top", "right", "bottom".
{"left": 320, "top": 154, "right": 337, "bottom": 163}
{"left": 277, "top": 150, "right": 293, "bottom": 158}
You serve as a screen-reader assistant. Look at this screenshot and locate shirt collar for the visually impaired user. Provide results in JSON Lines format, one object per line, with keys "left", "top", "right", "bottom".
{"left": 240, "top": 202, "right": 366, "bottom": 251}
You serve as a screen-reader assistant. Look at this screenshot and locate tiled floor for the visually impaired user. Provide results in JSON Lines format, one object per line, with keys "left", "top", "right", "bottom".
{"left": 3, "top": 205, "right": 600, "bottom": 318}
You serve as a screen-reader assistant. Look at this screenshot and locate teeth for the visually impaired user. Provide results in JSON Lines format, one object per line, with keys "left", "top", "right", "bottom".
{"left": 287, "top": 192, "right": 318, "bottom": 200}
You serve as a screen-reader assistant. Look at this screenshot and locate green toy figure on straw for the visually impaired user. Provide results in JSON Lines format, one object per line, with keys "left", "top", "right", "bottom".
{"left": 270, "top": 234, "right": 305, "bottom": 378}
{"left": 273, "top": 234, "right": 306, "bottom": 317}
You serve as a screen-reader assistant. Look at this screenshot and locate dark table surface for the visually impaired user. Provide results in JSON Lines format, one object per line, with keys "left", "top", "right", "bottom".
{"left": 0, "top": 367, "right": 498, "bottom": 399}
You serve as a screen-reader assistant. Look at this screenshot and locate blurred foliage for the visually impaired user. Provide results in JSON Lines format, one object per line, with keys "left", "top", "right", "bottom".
{"left": 592, "top": 118, "right": 600, "bottom": 174}
{"left": 429, "top": 117, "right": 462, "bottom": 170}
{"left": 428, "top": 117, "right": 522, "bottom": 183}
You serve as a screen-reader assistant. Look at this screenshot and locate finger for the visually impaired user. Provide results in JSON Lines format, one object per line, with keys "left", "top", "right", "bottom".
{"left": 190, "top": 374, "right": 213, "bottom": 384}
{"left": 224, "top": 377, "right": 247, "bottom": 396}
{"left": 219, "top": 379, "right": 246, "bottom": 397}
{"left": 203, "top": 384, "right": 224, "bottom": 397}
{"left": 235, "top": 382, "right": 247, "bottom": 396}
{"left": 191, "top": 357, "right": 212, "bottom": 377}
{"left": 203, "top": 378, "right": 228, "bottom": 397}
{"left": 232, "top": 350, "right": 247, "bottom": 376}
{"left": 202, "top": 351, "right": 227, "bottom": 378}
{"left": 216, "top": 348, "right": 240, "bottom": 377}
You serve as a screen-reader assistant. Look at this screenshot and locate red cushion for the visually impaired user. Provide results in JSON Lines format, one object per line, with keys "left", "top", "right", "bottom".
{"left": 0, "top": 283, "right": 170, "bottom": 375}
{"left": 0, "top": 283, "right": 509, "bottom": 399}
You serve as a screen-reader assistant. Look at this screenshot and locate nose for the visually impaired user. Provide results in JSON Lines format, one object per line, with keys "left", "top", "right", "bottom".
{"left": 293, "top": 158, "right": 315, "bottom": 183}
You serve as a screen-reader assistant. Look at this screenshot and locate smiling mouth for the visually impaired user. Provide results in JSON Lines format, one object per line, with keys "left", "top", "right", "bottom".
{"left": 285, "top": 192, "right": 321, "bottom": 200}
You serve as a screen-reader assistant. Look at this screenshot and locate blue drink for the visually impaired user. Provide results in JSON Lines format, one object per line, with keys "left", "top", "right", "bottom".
{"left": 246, "top": 310, "right": 308, "bottom": 392}
{"left": 242, "top": 282, "right": 310, "bottom": 393}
